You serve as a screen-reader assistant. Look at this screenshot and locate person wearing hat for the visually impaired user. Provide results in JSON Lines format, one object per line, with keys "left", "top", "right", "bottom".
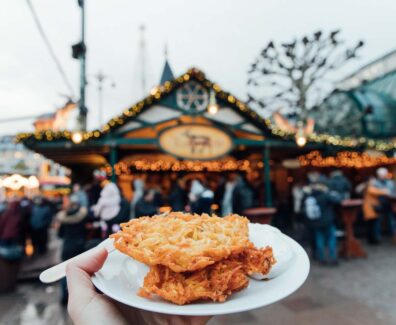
{"left": 56, "top": 194, "right": 88, "bottom": 304}
{"left": 363, "top": 168, "right": 396, "bottom": 244}
{"left": 302, "top": 178, "right": 341, "bottom": 265}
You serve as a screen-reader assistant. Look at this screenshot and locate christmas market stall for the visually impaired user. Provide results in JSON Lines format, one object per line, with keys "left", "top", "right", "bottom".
{"left": 16, "top": 66, "right": 396, "bottom": 209}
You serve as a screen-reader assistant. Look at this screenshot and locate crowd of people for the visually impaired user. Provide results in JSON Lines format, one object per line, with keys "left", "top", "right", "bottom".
{"left": 1, "top": 167, "right": 395, "bottom": 296}
{"left": 292, "top": 167, "right": 396, "bottom": 266}
{"left": 0, "top": 171, "right": 254, "bottom": 295}
{"left": 129, "top": 172, "right": 254, "bottom": 218}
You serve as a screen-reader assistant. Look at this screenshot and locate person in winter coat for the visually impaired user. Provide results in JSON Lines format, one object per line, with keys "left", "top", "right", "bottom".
{"left": 56, "top": 194, "right": 88, "bottom": 304}
{"left": 0, "top": 199, "right": 24, "bottom": 292}
{"left": 135, "top": 190, "right": 159, "bottom": 218}
{"left": 91, "top": 181, "right": 122, "bottom": 237}
{"left": 231, "top": 174, "right": 253, "bottom": 215}
{"left": 292, "top": 181, "right": 305, "bottom": 223}
{"left": 57, "top": 195, "right": 88, "bottom": 261}
{"left": 302, "top": 182, "right": 341, "bottom": 265}
{"left": 0, "top": 200, "right": 23, "bottom": 247}
{"left": 87, "top": 171, "right": 104, "bottom": 206}
{"left": 130, "top": 179, "right": 145, "bottom": 219}
{"left": 168, "top": 178, "right": 187, "bottom": 212}
{"left": 327, "top": 170, "right": 352, "bottom": 200}
{"left": 363, "top": 168, "right": 395, "bottom": 244}
{"left": 219, "top": 174, "right": 253, "bottom": 216}
{"left": 30, "top": 196, "right": 53, "bottom": 255}
{"left": 91, "top": 181, "right": 121, "bottom": 222}
{"left": 72, "top": 183, "right": 89, "bottom": 208}
{"left": 19, "top": 196, "right": 32, "bottom": 244}
{"left": 189, "top": 180, "right": 214, "bottom": 214}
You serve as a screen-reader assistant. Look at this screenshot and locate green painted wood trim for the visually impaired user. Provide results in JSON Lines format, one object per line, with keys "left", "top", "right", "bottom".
{"left": 28, "top": 136, "right": 327, "bottom": 151}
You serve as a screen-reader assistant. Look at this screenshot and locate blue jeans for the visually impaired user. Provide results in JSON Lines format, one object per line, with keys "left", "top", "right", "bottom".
{"left": 314, "top": 225, "right": 337, "bottom": 262}
{"left": 371, "top": 218, "right": 382, "bottom": 242}
{"left": 384, "top": 211, "right": 396, "bottom": 236}
{"left": 370, "top": 212, "right": 396, "bottom": 242}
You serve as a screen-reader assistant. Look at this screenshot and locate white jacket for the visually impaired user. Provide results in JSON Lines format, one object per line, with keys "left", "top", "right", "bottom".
{"left": 92, "top": 183, "right": 121, "bottom": 221}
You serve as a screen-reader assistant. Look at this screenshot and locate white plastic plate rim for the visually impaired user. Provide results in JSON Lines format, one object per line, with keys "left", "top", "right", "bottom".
{"left": 91, "top": 224, "right": 310, "bottom": 316}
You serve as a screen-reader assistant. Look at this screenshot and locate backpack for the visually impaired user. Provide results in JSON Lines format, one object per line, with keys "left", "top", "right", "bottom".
{"left": 304, "top": 196, "right": 322, "bottom": 220}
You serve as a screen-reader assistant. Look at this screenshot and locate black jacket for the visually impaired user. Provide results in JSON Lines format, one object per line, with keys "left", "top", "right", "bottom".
{"left": 168, "top": 184, "right": 186, "bottom": 212}
{"left": 216, "top": 181, "right": 254, "bottom": 215}
{"left": 57, "top": 206, "right": 88, "bottom": 260}
{"left": 232, "top": 182, "right": 254, "bottom": 215}
{"left": 135, "top": 199, "right": 158, "bottom": 218}
{"left": 303, "top": 188, "right": 341, "bottom": 228}
{"left": 327, "top": 175, "right": 351, "bottom": 199}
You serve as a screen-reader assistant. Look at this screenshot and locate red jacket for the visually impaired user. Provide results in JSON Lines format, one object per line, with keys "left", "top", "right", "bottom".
{"left": 0, "top": 201, "right": 22, "bottom": 241}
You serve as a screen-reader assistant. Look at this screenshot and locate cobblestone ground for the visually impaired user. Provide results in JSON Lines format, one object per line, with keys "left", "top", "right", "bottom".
{"left": 1, "top": 240, "right": 396, "bottom": 325}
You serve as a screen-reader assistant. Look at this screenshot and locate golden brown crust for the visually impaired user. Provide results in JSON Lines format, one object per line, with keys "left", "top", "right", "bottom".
{"left": 111, "top": 212, "right": 252, "bottom": 273}
{"left": 139, "top": 247, "right": 275, "bottom": 305}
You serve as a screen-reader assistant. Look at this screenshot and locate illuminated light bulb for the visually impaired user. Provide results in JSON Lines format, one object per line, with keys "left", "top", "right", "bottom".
{"left": 150, "top": 86, "right": 159, "bottom": 95}
{"left": 208, "top": 103, "right": 219, "bottom": 115}
{"left": 71, "top": 131, "right": 83, "bottom": 144}
{"left": 207, "top": 89, "right": 219, "bottom": 115}
{"left": 296, "top": 135, "right": 307, "bottom": 147}
{"left": 27, "top": 176, "right": 40, "bottom": 189}
{"left": 295, "top": 121, "right": 307, "bottom": 147}
{"left": 25, "top": 239, "right": 34, "bottom": 256}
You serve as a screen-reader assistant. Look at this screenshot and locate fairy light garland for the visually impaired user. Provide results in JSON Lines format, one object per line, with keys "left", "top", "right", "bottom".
{"left": 15, "top": 68, "right": 396, "bottom": 152}
{"left": 16, "top": 69, "right": 262, "bottom": 143}
{"left": 299, "top": 150, "right": 396, "bottom": 168}
{"left": 103, "top": 159, "right": 260, "bottom": 175}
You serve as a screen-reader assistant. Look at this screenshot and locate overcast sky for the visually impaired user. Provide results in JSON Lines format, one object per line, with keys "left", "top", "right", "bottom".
{"left": 1, "top": 0, "right": 395, "bottom": 135}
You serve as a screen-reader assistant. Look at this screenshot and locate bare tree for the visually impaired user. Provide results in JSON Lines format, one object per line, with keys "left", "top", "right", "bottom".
{"left": 247, "top": 30, "right": 364, "bottom": 121}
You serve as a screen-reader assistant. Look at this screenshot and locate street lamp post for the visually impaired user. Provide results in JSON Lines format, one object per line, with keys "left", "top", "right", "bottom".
{"left": 72, "top": 0, "right": 87, "bottom": 131}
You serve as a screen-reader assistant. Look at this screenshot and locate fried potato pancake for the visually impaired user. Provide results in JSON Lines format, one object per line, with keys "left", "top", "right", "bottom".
{"left": 111, "top": 212, "right": 252, "bottom": 272}
{"left": 138, "top": 247, "right": 275, "bottom": 305}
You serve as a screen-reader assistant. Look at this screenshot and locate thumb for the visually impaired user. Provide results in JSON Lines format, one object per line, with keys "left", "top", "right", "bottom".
{"left": 68, "top": 247, "right": 108, "bottom": 275}
{"left": 66, "top": 248, "right": 108, "bottom": 316}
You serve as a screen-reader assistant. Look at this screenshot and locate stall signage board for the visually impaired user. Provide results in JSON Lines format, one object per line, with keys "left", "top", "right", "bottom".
{"left": 158, "top": 124, "right": 233, "bottom": 160}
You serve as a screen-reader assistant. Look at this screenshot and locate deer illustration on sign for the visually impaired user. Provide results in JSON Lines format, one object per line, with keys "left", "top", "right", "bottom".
{"left": 184, "top": 129, "right": 212, "bottom": 154}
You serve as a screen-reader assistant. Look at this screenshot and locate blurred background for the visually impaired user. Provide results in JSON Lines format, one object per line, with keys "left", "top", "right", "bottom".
{"left": 1, "top": 0, "right": 396, "bottom": 324}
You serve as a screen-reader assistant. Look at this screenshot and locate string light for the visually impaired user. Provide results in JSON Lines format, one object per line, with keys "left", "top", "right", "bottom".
{"left": 103, "top": 159, "right": 260, "bottom": 175}
{"left": 299, "top": 150, "right": 396, "bottom": 168}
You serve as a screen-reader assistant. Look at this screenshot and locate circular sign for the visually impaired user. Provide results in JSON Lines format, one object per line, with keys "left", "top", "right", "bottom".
{"left": 159, "top": 124, "right": 233, "bottom": 160}
{"left": 176, "top": 81, "right": 209, "bottom": 111}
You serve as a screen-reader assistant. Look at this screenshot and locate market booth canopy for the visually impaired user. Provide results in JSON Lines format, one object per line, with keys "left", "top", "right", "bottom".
{"left": 18, "top": 67, "right": 396, "bottom": 159}
{"left": 17, "top": 68, "right": 281, "bottom": 171}
{"left": 16, "top": 66, "right": 396, "bottom": 206}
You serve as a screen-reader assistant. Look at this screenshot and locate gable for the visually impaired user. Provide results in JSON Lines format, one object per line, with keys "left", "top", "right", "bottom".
{"left": 17, "top": 68, "right": 274, "bottom": 145}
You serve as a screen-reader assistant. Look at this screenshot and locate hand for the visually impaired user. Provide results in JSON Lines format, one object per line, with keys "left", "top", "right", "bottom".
{"left": 66, "top": 248, "right": 211, "bottom": 325}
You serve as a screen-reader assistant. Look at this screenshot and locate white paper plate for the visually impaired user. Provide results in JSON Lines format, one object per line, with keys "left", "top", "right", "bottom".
{"left": 92, "top": 223, "right": 310, "bottom": 316}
